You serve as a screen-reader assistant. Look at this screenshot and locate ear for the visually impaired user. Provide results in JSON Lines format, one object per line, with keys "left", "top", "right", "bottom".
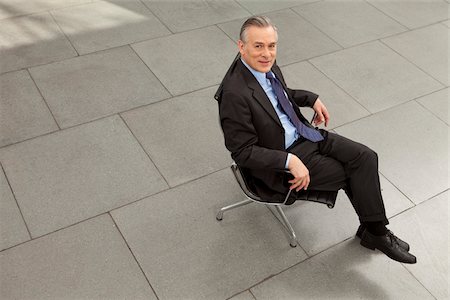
{"left": 237, "top": 40, "right": 245, "bottom": 56}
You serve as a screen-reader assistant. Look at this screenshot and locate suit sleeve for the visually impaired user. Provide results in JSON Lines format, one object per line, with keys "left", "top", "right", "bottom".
{"left": 219, "top": 90, "right": 288, "bottom": 170}
{"left": 287, "top": 88, "right": 319, "bottom": 108}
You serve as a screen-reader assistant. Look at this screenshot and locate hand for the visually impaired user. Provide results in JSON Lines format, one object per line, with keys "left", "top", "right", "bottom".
{"left": 312, "top": 98, "right": 330, "bottom": 127}
{"left": 287, "top": 155, "right": 310, "bottom": 191}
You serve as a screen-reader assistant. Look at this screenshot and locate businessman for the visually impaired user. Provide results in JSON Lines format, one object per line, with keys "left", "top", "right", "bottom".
{"left": 218, "top": 16, "right": 416, "bottom": 264}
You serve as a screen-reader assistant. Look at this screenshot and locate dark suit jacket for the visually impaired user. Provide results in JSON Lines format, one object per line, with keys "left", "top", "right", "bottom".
{"left": 219, "top": 59, "right": 319, "bottom": 202}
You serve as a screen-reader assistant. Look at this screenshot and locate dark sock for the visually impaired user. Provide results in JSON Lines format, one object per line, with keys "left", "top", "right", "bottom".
{"left": 364, "top": 221, "right": 387, "bottom": 236}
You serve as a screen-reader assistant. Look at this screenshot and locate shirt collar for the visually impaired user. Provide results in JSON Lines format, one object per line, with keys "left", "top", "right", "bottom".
{"left": 240, "top": 58, "right": 273, "bottom": 87}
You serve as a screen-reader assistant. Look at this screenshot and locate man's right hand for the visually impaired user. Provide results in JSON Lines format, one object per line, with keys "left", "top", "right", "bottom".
{"left": 287, "top": 154, "right": 310, "bottom": 191}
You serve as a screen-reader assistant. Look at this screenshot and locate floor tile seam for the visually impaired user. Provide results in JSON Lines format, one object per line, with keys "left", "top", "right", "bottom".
{"left": 0, "top": 29, "right": 174, "bottom": 76}
{"left": 107, "top": 212, "right": 161, "bottom": 300}
{"left": 332, "top": 92, "right": 445, "bottom": 132}
{"left": 0, "top": 1, "right": 98, "bottom": 22}
{"left": 0, "top": 162, "right": 32, "bottom": 240}
{"left": 128, "top": 45, "right": 174, "bottom": 98}
{"left": 0, "top": 211, "right": 109, "bottom": 253}
{"left": 302, "top": 60, "right": 373, "bottom": 115}
{"left": 249, "top": 289, "right": 258, "bottom": 300}
{"left": 118, "top": 114, "right": 171, "bottom": 188}
{"left": 387, "top": 189, "right": 449, "bottom": 224}
{"left": 119, "top": 82, "right": 221, "bottom": 115}
{"left": 225, "top": 288, "right": 256, "bottom": 300}
{"left": 414, "top": 98, "right": 450, "bottom": 127}
{"left": 215, "top": 23, "right": 238, "bottom": 46}
{"left": 416, "top": 189, "right": 450, "bottom": 208}
{"left": 231, "top": 0, "right": 252, "bottom": 16}
{"left": 399, "top": 262, "right": 438, "bottom": 300}
{"left": 26, "top": 69, "right": 62, "bottom": 130}
{"left": 363, "top": 0, "right": 412, "bottom": 31}
{"left": 108, "top": 166, "right": 229, "bottom": 216}
{"left": 289, "top": 7, "right": 345, "bottom": 49}
{"left": 136, "top": 0, "right": 174, "bottom": 34}
{"left": 0, "top": 178, "right": 172, "bottom": 252}
{"left": 48, "top": 10, "right": 80, "bottom": 56}
{"left": 379, "top": 39, "right": 447, "bottom": 87}
{"left": 243, "top": 235, "right": 357, "bottom": 293}
{"left": 265, "top": 206, "right": 310, "bottom": 256}
{"left": 0, "top": 77, "right": 218, "bottom": 150}
{"left": 378, "top": 170, "right": 416, "bottom": 208}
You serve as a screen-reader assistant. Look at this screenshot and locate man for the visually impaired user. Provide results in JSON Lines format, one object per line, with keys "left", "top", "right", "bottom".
{"left": 218, "top": 16, "right": 416, "bottom": 264}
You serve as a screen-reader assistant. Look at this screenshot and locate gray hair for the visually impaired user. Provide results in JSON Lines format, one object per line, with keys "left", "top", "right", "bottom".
{"left": 239, "top": 16, "right": 278, "bottom": 43}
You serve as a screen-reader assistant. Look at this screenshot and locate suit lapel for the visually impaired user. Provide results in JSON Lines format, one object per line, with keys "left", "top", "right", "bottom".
{"left": 237, "top": 60, "right": 282, "bottom": 128}
{"left": 271, "top": 64, "right": 305, "bottom": 120}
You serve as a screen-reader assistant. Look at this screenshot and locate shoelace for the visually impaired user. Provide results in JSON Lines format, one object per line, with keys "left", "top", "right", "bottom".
{"left": 387, "top": 231, "right": 400, "bottom": 247}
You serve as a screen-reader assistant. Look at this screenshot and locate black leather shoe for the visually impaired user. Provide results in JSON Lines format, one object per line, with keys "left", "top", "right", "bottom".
{"left": 360, "top": 230, "right": 416, "bottom": 264}
{"left": 356, "top": 225, "right": 410, "bottom": 251}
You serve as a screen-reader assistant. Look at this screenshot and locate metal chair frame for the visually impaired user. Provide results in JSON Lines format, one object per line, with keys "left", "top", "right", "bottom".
{"left": 216, "top": 162, "right": 298, "bottom": 247}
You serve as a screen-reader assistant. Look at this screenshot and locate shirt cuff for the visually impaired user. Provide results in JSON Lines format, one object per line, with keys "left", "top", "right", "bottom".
{"left": 285, "top": 153, "right": 292, "bottom": 169}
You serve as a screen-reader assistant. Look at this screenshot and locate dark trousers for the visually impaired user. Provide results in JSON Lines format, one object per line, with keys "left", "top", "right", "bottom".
{"left": 288, "top": 130, "right": 388, "bottom": 224}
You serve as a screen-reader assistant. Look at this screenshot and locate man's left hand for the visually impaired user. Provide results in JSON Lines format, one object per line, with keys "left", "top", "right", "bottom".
{"left": 312, "top": 98, "right": 330, "bottom": 127}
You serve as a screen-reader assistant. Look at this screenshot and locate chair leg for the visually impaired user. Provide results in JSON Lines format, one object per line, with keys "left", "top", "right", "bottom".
{"left": 273, "top": 206, "right": 298, "bottom": 248}
{"left": 216, "top": 199, "right": 253, "bottom": 221}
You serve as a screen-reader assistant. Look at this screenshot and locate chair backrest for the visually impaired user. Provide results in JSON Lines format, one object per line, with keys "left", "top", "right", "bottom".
{"left": 230, "top": 162, "right": 261, "bottom": 202}
{"left": 214, "top": 53, "right": 241, "bottom": 103}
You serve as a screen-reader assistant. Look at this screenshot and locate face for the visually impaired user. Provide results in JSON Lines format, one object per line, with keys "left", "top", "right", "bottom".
{"left": 238, "top": 25, "right": 277, "bottom": 73}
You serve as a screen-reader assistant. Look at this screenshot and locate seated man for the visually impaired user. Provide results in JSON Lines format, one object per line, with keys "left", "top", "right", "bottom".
{"left": 218, "top": 16, "right": 416, "bottom": 264}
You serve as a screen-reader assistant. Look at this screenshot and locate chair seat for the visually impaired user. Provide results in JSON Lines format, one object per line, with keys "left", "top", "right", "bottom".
{"left": 231, "top": 162, "right": 337, "bottom": 208}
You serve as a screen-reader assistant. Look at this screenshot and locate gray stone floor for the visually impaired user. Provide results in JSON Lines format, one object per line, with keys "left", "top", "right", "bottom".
{"left": 0, "top": 0, "right": 448, "bottom": 299}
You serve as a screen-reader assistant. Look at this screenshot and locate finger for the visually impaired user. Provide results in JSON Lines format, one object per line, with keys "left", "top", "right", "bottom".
{"left": 323, "top": 110, "right": 330, "bottom": 127}
{"left": 304, "top": 176, "right": 310, "bottom": 190}
{"left": 315, "top": 111, "right": 324, "bottom": 125}
{"left": 289, "top": 178, "right": 303, "bottom": 190}
{"left": 295, "top": 178, "right": 307, "bottom": 191}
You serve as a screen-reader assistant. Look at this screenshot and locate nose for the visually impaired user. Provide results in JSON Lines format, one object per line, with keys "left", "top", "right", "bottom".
{"left": 262, "top": 47, "right": 270, "bottom": 58}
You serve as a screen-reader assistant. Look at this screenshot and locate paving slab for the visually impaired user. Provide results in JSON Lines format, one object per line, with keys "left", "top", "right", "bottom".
{"left": 335, "top": 101, "right": 448, "bottom": 205}
{"left": 389, "top": 191, "right": 449, "bottom": 300}
{"left": 416, "top": 87, "right": 449, "bottom": 125}
{"left": 367, "top": 0, "right": 449, "bottom": 29}
{"left": 29, "top": 46, "right": 170, "bottom": 128}
{"left": 218, "top": 9, "right": 341, "bottom": 66}
{"left": 0, "top": 0, "right": 92, "bottom": 20}
{"left": 236, "top": 0, "right": 318, "bottom": 14}
{"left": 0, "top": 13, "right": 77, "bottom": 74}
{"left": 284, "top": 191, "right": 360, "bottom": 256}
{"left": 0, "top": 214, "right": 157, "bottom": 300}
{"left": 121, "top": 86, "right": 231, "bottom": 187}
{"left": 283, "top": 173, "right": 412, "bottom": 256}
{"left": 0, "top": 70, "right": 58, "bottom": 147}
{"left": 250, "top": 239, "right": 434, "bottom": 299}
{"left": 293, "top": 0, "right": 407, "bottom": 48}
{"left": 382, "top": 23, "right": 449, "bottom": 86}
{"left": 111, "top": 169, "right": 308, "bottom": 300}
{"left": 281, "top": 61, "right": 370, "bottom": 129}
{"left": 141, "top": 0, "right": 249, "bottom": 33}
{"left": 51, "top": 0, "right": 171, "bottom": 55}
{"left": 0, "top": 165, "right": 30, "bottom": 251}
{"left": 310, "top": 41, "right": 443, "bottom": 113}
{"left": 0, "top": 116, "right": 168, "bottom": 237}
{"left": 132, "top": 26, "right": 237, "bottom": 96}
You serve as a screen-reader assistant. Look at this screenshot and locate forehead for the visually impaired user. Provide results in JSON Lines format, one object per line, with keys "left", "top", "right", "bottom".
{"left": 246, "top": 26, "right": 277, "bottom": 43}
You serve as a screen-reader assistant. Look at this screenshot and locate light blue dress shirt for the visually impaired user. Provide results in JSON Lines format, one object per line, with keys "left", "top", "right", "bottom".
{"left": 241, "top": 59, "right": 298, "bottom": 168}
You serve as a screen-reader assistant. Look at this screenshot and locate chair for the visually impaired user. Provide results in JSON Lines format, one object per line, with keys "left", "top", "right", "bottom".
{"left": 215, "top": 53, "right": 338, "bottom": 247}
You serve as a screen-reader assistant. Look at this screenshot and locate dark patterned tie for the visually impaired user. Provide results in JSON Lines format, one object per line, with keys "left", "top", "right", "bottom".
{"left": 266, "top": 72, "right": 324, "bottom": 142}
